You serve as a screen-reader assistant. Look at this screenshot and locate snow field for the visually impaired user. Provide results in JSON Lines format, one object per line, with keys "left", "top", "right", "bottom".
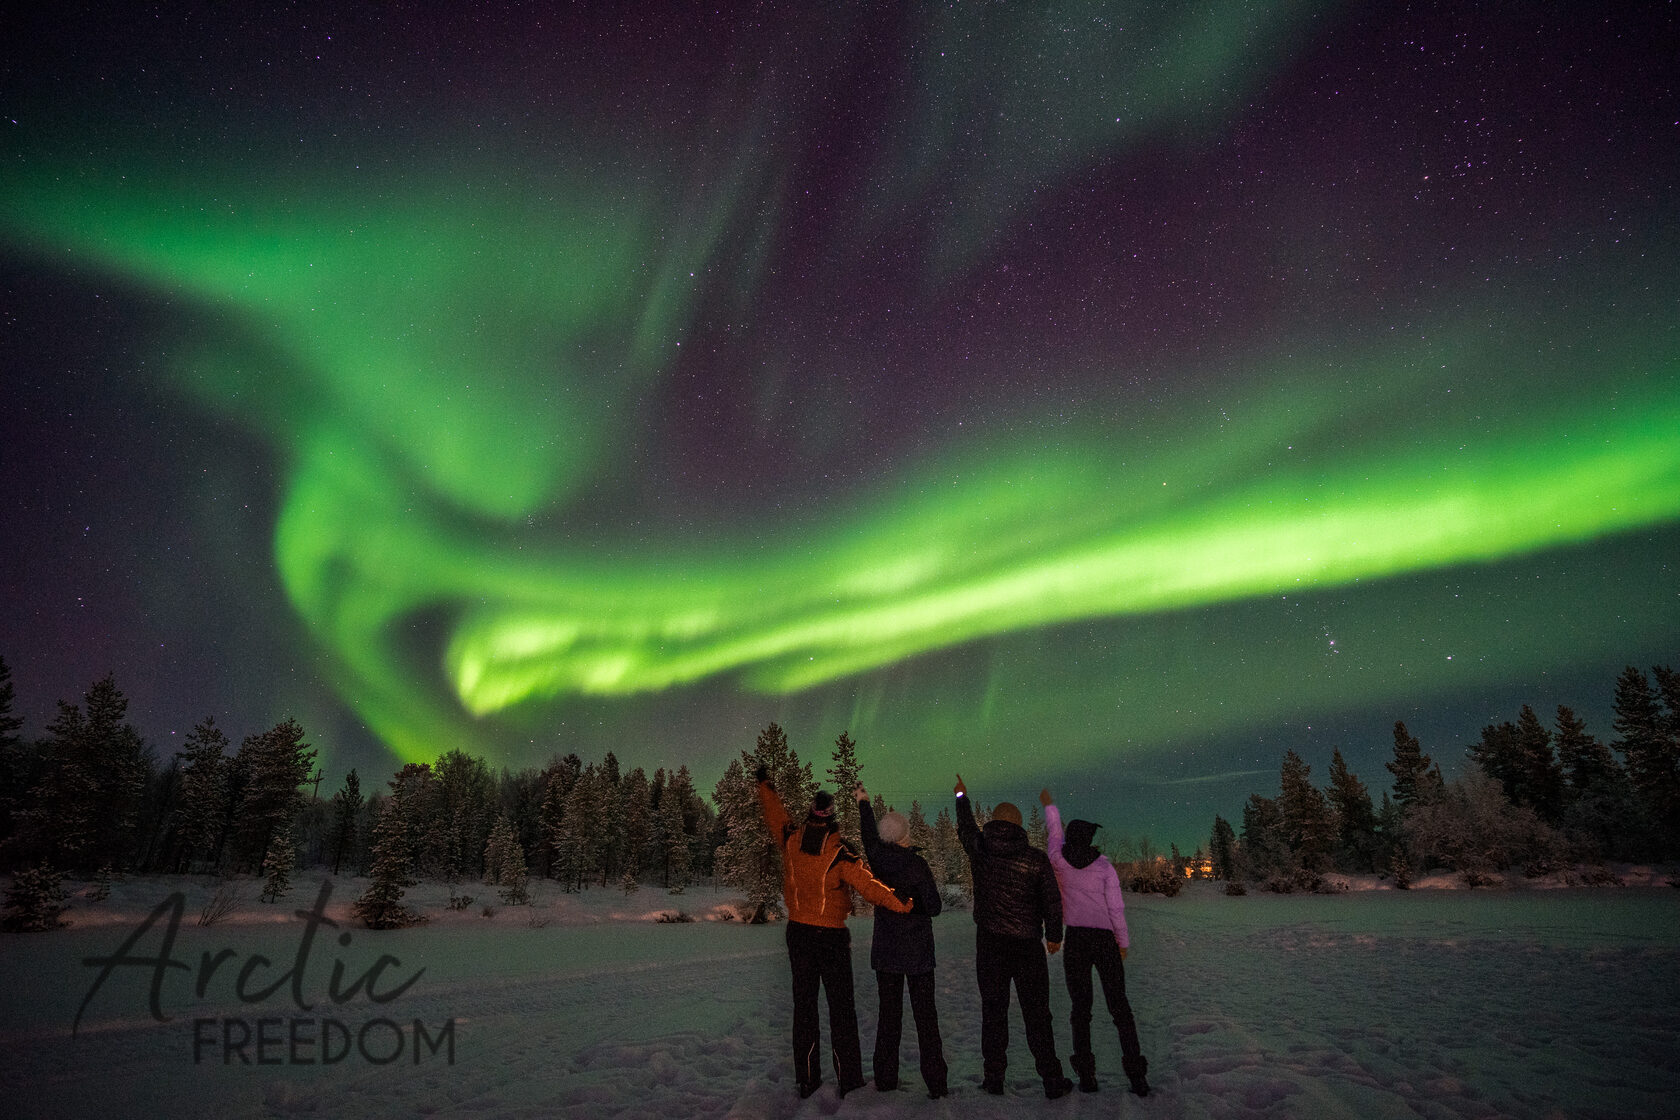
{"left": 1, "top": 877, "right": 1676, "bottom": 1118}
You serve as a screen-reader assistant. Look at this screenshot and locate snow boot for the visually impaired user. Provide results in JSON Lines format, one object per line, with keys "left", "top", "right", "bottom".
{"left": 1071, "top": 1053, "right": 1100, "bottom": 1093}
{"left": 1044, "top": 1076, "right": 1074, "bottom": 1100}
{"left": 1122, "top": 1054, "right": 1151, "bottom": 1097}
{"left": 982, "top": 1076, "right": 1005, "bottom": 1095}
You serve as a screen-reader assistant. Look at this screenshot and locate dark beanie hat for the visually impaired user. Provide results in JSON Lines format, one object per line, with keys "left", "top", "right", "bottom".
{"left": 809, "top": 791, "right": 835, "bottom": 819}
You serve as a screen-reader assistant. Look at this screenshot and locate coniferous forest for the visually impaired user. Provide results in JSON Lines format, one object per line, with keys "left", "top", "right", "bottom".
{"left": 1, "top": 652, "right": 1676, "bottom": 929}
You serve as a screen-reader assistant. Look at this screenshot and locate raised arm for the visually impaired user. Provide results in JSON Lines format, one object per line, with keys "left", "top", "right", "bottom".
{"left": 1043, "top": 792, "right": 1066, "bottom": 868}
{"left": 954, "top": 774, "right": 980, "bottom": 856}
{"left": 756, "top": 767, "right": 789, "bottom": 839}
{"left": 856, "top": 784, "right": 881, "bottom": 859}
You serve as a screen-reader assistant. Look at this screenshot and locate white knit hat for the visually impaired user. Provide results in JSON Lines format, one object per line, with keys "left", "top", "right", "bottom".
{"left": 878, "top": 811, "right": 910, "bottom": 845}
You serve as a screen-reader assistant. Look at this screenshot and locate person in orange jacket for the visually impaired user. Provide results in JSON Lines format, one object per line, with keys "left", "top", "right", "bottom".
{"left": 757, "top": 766, "right": 913, "bottom": 1099}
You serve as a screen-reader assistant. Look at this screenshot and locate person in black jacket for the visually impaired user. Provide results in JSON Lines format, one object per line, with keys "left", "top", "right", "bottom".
{"left": 954, "top": 773, "right": 1074, "bottom": 1099}
{"left": 855, "top": 784, "right": 949, "bottom": 1099}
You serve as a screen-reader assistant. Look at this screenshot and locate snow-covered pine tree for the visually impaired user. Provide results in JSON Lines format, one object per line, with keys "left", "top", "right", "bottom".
{"left": 598, "top": 751, "right": 626, "bottom": 886}
{"left": 1208, "top": 814, "right": 1238, "bottom": 880}
{"left": 1325, "top": 749, "right": 1377, "bottom": 872}
{"left": 1027, "top": 804, "right": 1047, "bottom": 850}
{"left": 536, "top": 756, "right": 579, "bottom": 880}
{"left": 1555, "top": 705, "right": 1639, "bottom": 859}
{"left": 1386, "top": 721, "right": 1438, "bottom": 810}
{"left": 827, "top": 731, "right": 864, "bottom": 852}
{"left": 1240, "top": 793, "right": 1290, "bottom": 879}
{"left": 662, "top": 766, "right": 693, "bottom": 892}
{"left": 931, "top": 806, "right": 963, "bottom": 883}
{"left": 1613, "top": 665, "right": 1680, "bottom": 852}
{"left": 2, "top": 860, "right": 69, "bottom": 931}
{"left": 484, "top": 813, "right": 512, "bottom": 887}
{"left": 174, "top": 716, "right": 231, "bottom": 872}
{"left": 1279, "top": 749, "right": 1336, "bottom": 872}
{"left": 495, "top": 815, "right": 530, "bottom": 905}
{"left": 22, "top": 675, "right": 149, "bottom": 873}
{"left": 713, "top": 755, "right": 781, "bottom": 922}
{"left": 551, "top": 764, "right": 607, "bottom": 892}
{"left": 353, "top": 779, "right": 423, "bottom": 928}
{"left": 753, "top": 723, "right": 816, "bottom": 820}
{"left": 259, "top": 823, "right": 296, "bottom": 902}
{"left": 907, "top": 800, "right": 935, "bottom": 878}
{"left": 620, "top": 767, "right": 651, "bottom": 882}
{"left": 232, "top": 718, "right": 317, "bottom": 872}
{"left": 433, "top": 749, "right": 495, "bottom": 881}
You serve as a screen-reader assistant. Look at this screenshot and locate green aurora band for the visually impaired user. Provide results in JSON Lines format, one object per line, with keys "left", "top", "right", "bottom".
{"left": 4, "top": 3, "right": 1677, "bottom": 812}
{"left": 6, "top": 157, "right": 1677, "bottom": 767}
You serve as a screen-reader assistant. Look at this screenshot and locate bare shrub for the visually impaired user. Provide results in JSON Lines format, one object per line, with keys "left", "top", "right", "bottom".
{"left": 198, "top": 878, "right": 245, "bottom": 927}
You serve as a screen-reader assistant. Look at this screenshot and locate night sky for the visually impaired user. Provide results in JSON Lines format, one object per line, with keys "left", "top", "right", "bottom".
{"left": 3, "top": 3, "right": 1677, "bottom": 846}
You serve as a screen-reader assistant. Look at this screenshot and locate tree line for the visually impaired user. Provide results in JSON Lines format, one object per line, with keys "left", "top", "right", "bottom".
{"left": 1206, "top": 663, "right": 1680, "bottom": 890}
{"left": 0, "top": 653, "right": 1004, "bottom": 928}
{"left": 0, "top": 656, "right": 717, "bottom": 919}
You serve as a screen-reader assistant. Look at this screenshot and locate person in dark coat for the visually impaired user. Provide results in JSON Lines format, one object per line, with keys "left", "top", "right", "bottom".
{"left": 954, "top": 773, "right": 1074, "bottom": 1099}
{"left": 855, "top": 784, "right": 949, "bottom": 1099}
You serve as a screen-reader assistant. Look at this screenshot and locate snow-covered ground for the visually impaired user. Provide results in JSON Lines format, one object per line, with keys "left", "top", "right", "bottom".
{"left": 3, "top": 873, "right": 1677, "bottom": 1119}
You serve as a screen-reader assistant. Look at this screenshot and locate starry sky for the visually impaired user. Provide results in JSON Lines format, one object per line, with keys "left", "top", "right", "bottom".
{"left": 3, "top": 2, "right": 1677, "bottom": 846}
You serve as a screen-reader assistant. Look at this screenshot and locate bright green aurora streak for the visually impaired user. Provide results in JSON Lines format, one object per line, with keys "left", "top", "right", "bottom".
{"left": 4, "top": 3, "right": 1677, "bottom": 827}
{"left": 6, "top": 159, "right": 1677, "bottom": 767}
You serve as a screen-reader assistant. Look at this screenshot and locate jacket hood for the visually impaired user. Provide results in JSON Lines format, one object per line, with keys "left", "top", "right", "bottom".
{"left": 1063, "top": 819, "right": 1102, "bottom": 869}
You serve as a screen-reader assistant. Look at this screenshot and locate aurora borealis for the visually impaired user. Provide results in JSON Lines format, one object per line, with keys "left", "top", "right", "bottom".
{"left": 4, "top": 3, "right": 1677, "bottom": 843}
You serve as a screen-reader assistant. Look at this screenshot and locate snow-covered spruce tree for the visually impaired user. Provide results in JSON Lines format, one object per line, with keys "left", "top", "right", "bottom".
{"left": 1555, "top": 705, "right": 1642, "bottom": 859}
{"left": 1613, "top": 665, "right": 1680, "bottom": 855}
{"left": 550, "top": 764, "right": 607, "bottom": 892}
{"left": 661, "top": 768, "right": 691, "bottom": 892}
{"left": 353, "top": 781, "right": 423, "bottom": 929}
{"left": 499, "top": 832, "right": 530, "bottom": 905}
{"left": 173, "top": 716, "right": 231, "bottom": 872}
{"left": 1470, "top": 705, "right": 1565, "bottom": 825}
{"left": 1239, "top": 793, "right": 1291, "bottom": 880}
{"left": 1279, "top": 750, "right": 1336, "bottom": 872}
{"left": 621, "top": 767, "right": 651, "bottom": 885}
{"left": 3, "top": 860, "right": 69, "bottom": 930}
{"left": 231, "top": 718, "right": 316, "bottom": 872}
{"left": 483, "top": 813, "right": 512, "bottom": 887}
{"left": 259, "top": 824, "right": 296, "bottom": 902}
{"left": 432, "top": 749, "right": 496, "bottom": 882}
{"left": 1208, "top": 815, "right": 1238, "bottom": 880}
{"left": 483, "top": 813, "right": 530, "bottom": 903}
{"left": 596, "top": 751, "right": 626, "bottom": 887}
{"left": 1325, "top": 749, "right": 1377, "bottom": 873}
{"left": 713, "top": 755, "right": 781, "bottom": 922}
{"left": 907, "top": 800, "right": 936, "bottom": 879}
{"left": 20, "top": 675, "right": 149, "bottom": 873}
{"left": 827, "top": 731, "right": 864, "bottom": 852}
{"left": 1386, "top": 721, "right": 1438, "bottom": 810}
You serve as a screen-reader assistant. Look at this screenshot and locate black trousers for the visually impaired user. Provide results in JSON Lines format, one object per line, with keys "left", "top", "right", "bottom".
{"left": 786, "top": 921, "right": 863, "bottom": 1090}
{"left": 1063, "top": 924, "right": 1142, "bottom": 1068}
{"left": 975, "top": 927, "right": 1065, "bottom": 1083}
{"left": 874, "top": 970, "right": 948, "bottom": 1093}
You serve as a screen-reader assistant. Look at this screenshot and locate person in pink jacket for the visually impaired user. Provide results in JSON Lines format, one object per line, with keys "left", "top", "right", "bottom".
{"left": 1040, "top": 787, "right": 1150, "bottom": 1096}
